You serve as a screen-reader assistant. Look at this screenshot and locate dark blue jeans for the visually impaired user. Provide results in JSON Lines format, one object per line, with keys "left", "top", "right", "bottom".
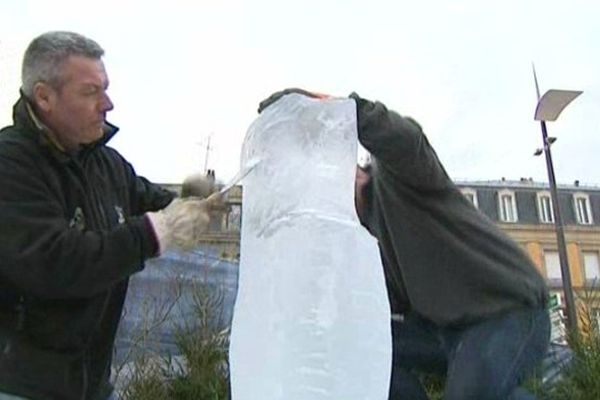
{"left": 389, "top": 307, "right": 550, "bottom": 400}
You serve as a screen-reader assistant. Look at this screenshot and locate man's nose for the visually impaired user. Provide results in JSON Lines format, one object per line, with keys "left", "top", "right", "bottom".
{"left": 101, "top": 91, "right": 114, "bottom": 113}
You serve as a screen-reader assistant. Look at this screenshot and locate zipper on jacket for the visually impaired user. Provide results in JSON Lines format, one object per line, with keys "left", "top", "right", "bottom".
{"left": 81, "top": 352, "right": 89, "bottom": 400}
{"left": 15, "top": 296, "right": 26, "bottom": 331}
{"left": 72, "top": 157, "right": 113, "bottom": 400}
{"left": 70, "top": 159, "right": 106, "bottom": 230}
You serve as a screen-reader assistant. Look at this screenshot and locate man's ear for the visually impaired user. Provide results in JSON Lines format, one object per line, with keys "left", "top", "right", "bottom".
{"left": 32, "top": 82, "right": 54, "bottom": 113}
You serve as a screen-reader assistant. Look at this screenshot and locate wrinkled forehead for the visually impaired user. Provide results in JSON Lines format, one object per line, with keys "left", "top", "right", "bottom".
{"left": 59, "top": 55, "right": 109, "bottom": 87}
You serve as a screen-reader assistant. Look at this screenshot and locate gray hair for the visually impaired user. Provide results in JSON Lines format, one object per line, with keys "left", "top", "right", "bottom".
{"left": 21, "top": 31, "right": 104, "bottom": 98}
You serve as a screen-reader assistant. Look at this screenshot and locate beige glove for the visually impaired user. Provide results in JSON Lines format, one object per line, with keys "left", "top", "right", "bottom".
{"left": 146, "top": 192, "right": 224, "bottom": 254}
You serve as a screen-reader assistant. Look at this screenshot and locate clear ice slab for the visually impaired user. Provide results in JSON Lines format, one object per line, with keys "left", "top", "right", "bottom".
{"left": 229, "top": 94, "right": 392, "bottom": 400}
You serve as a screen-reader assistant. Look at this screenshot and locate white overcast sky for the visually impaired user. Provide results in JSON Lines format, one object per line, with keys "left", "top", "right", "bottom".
{"left": 1, "top": 0, "right": 599, "bottom": 185}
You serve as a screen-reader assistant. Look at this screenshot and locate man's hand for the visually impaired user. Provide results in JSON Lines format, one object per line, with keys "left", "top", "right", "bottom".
{"left": 145, "top": 192, "right": 225, "bottom": 254}
{"left": 257, "top": 88, "right": 332, "bottom": 113}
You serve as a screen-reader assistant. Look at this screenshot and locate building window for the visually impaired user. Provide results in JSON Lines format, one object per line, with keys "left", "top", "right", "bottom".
{"left": 536, "top": 192, "right": 554, "bottom": 223}
{"left": 592, "top": 308, "right": 600, "bottom": 332}
{"left": 460, "top": 188, "right": 478, "bottom": 208}
{"left": 227, "top": 204, "right": 242, "bottom": 232}
{"left": 498, "top": 189, "right": 518, "bottom": 222}
{"left": 573, "top": 192, "right": 593, "bottom": 225}
{"left": 544, "top": 250, "right": 562, "bottom": 284}
{"left": 583, "top": 251, "right": 600, "bottom": 284}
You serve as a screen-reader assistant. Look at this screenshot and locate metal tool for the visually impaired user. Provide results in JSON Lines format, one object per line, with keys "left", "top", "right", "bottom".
{"left": 219, "top": 158, "right": 261, "bottom": 195}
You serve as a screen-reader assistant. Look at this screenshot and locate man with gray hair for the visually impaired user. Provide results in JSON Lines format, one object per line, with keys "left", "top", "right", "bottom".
{"left": 0, "top": 31, "right": 218, "bottom": 400}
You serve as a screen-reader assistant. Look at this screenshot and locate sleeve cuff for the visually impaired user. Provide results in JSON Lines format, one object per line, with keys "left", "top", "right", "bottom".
{"left": 142, "top": 214, "right": 161, "bottom": 258}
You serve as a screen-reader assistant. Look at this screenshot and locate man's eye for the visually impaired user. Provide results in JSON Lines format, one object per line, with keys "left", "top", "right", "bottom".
{"left": 83, "top": 87, "right": 99, "bottom": 95}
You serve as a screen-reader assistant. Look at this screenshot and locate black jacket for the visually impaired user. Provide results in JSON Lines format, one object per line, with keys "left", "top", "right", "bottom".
{"left": 0, "top": 96, "right": 174, "bottom": 400}
{"left": 352, "top": 94, "right": 548, "bottom": 326}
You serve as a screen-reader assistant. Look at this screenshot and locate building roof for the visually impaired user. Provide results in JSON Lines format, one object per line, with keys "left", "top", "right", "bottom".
{"left": 454, "top": 178, "right": 600, "bottom": 191}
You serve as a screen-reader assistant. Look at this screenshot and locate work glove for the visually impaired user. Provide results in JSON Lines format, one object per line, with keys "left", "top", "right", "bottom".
{"left": 348, "top": 92, "right": 366, "bottom": 108}
{"left": 348, "top": 92, "right": 372, "bottom": 131}
{"left": 257, "top": 88, "right": 332, "bottom": 113}
{"left": 145, "top": 191, "right": 224, "bottom": 255}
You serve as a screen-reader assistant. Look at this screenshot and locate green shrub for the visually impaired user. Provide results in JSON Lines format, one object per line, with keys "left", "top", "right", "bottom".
{"left": 524, "top": 285, "right": 600, "bottom": 400}
{"left": 118, "top": 282, "right": 230, "bottom": 400}
{"left": 422, "top": 373, "right": 444, "bottom": 400}
{"left": 166, "top": 285, "right": 230, "bottom": 400}
{"left": 119, "top": 358, "right": 170, "bottom": 400}
{"left": 541, "top": 297, "right": 600, "bottom": 400}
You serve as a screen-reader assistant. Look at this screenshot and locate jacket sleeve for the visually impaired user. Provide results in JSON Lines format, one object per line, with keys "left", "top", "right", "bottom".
{"left": 108, "top": 149, "right": 175, "bottom": 215}
{"left": 0, "top": 152, "right": 158, "bottom": 300}
{"left": 351, "top": 93, "right": 452, "bottom": 189}
{"left": 132, "top": 175, "right": 176, "bottom": 214}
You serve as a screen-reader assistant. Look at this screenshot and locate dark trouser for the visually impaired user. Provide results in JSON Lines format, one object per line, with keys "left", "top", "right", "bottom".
{"left": 389, "top": 307, "right": 550, "bottom": 400}
{"left": 0, "top": 390, "right": 118, "bottom": 400}
{"left": 0, "top": 393, "right": 30, "bottom": 400}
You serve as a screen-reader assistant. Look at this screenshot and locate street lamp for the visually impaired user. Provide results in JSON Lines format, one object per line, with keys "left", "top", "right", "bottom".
{"left": 533, "top": 66, "right": 582, "bottom": 334}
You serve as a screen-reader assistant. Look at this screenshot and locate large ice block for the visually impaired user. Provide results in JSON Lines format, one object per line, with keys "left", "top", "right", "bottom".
{"left": 229, "top": 94, "right": 391, "bottom": 400}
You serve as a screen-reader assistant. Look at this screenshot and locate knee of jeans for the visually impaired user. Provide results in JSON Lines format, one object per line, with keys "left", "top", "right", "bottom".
{"left": 444, "top": 363, "right": 512, "bottom": 400}
{"left": 105, "top": 392, "right": 119, "bottom": 400}
{"left": 444, "top": 385, "right": 536, "bottom": 400}
{"left": 444, "top": 382, "right": 510, "bottom": 400}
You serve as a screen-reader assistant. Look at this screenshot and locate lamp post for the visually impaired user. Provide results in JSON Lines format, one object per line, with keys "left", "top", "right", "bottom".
{"left": 533, "top": 66, "right": 582, "bottom": 334}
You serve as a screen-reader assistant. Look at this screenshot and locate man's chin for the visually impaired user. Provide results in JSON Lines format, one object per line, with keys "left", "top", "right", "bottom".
{"left": 81, "top": 131, "right": 105, "bottom": 146}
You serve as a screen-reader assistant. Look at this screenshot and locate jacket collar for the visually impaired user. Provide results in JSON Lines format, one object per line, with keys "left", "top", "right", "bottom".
{"left": 12, "top": 92, "right": 119, "bottom": 163}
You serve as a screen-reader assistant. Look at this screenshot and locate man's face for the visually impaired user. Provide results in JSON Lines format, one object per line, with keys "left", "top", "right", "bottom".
{"left": 355, "top": 166, "right": 370, "bottom": 221}
{"left": 37, "top": 55, "right": 113, "bottom": 150}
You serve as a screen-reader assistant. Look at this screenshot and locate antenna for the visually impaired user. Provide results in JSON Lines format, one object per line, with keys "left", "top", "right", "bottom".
{"left": 203, "top": 134, "right": 212, "bottom": 173}
{"left": 195, "top": 134, "right": 214, "bottom": 174}
{"left": 532, "top": 63, "right": 541, "bottom": 101}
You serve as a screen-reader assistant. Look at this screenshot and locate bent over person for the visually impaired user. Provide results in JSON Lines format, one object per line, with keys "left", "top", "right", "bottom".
{"left": 259, "top": 89, "right": 551, "bottom": 400}
{"left": 0, "top": 31, "right": 218, "bottom": 400}
{"left": 351, "top": 93, "right": 550, "bottom": 400}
